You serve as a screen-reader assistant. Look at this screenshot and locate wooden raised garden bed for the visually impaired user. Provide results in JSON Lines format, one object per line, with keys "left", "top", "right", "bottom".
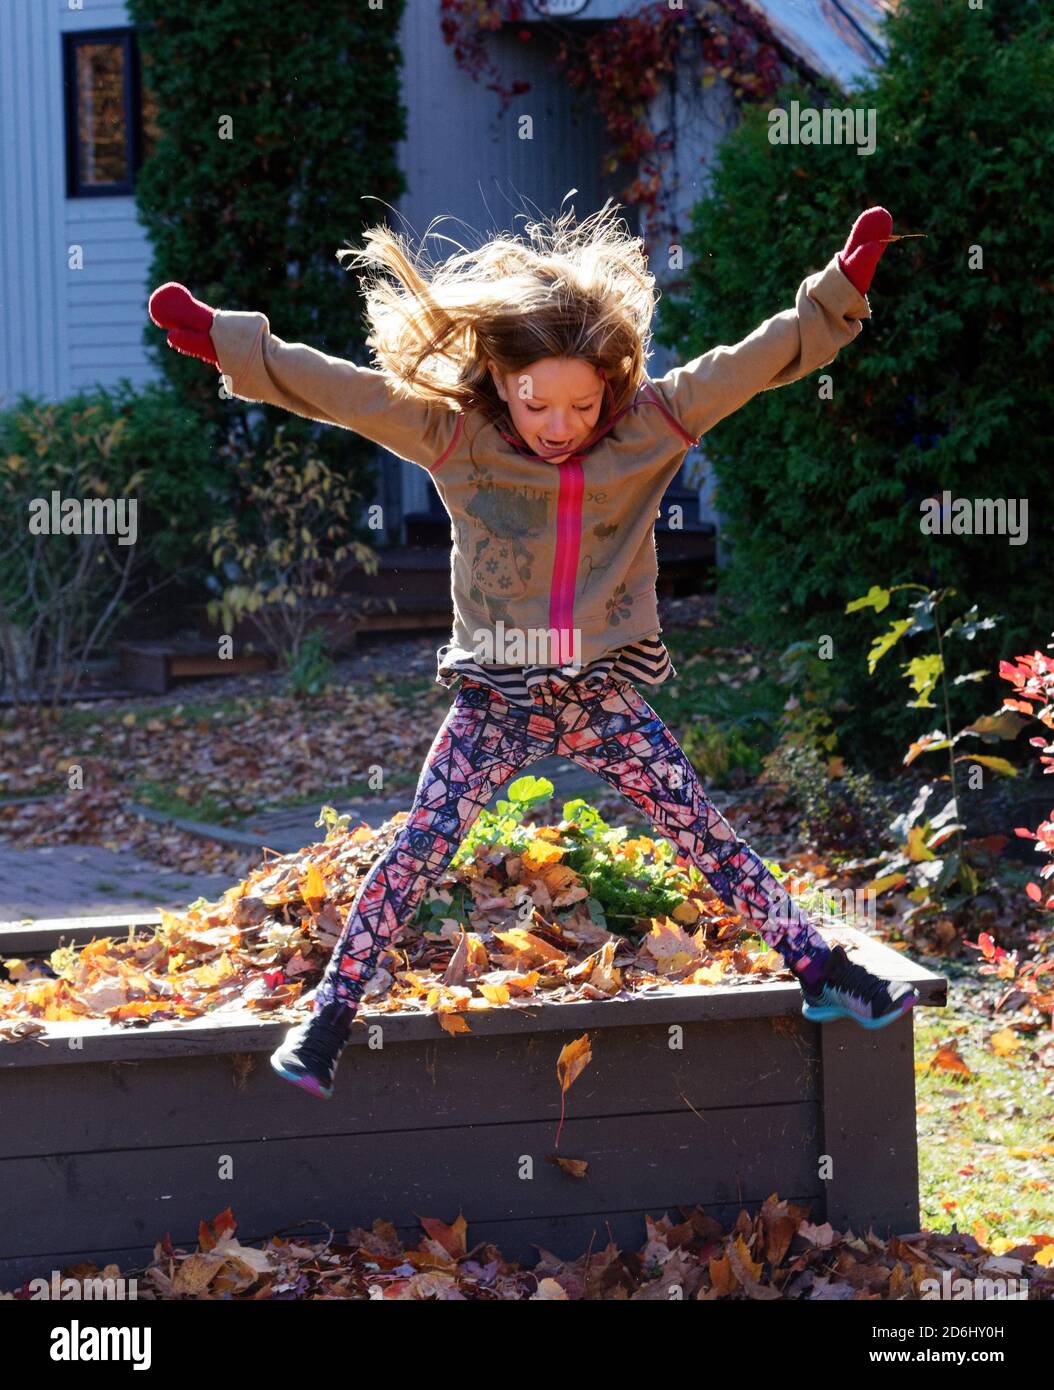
{"left": 0, "top": 922, "right": 945, "bottom": 1287}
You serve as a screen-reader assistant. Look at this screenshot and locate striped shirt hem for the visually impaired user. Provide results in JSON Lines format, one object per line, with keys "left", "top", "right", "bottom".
{"left": 435, "top": 636, "right": 676, "bottom": 708}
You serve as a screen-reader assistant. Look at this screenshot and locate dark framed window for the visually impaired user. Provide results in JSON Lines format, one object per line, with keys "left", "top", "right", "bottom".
{"left": 62, "top": 27, "right": 159, "bottom": 197}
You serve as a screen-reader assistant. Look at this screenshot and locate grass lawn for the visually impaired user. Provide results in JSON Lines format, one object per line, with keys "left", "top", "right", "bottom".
{"left": 913, "top": 966, "right": 1054, "bottom": 1243}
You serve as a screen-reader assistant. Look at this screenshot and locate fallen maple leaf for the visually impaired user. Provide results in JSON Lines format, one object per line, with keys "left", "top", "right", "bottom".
{"left": 477, "top": 982, "right": 510, "bottom": 1004}
{"left": 302, "top": 863, "right": 325, "bottom": 910}
{"left": 566, "top": 940, "right": 621, "bottom": 995}
{"left": 522, "top": 839, "right": 564, "bottom": 870}
{"left": 437, "top": 1012, "right": 471, "bottom": 1036}
{"left": 643, "top": 917, "right": 703, "bottom": 976}
{"left": 990, "top": 1028, "right": 1022, "bottom": 1057}
{"left": 555, "top": 1033, "right": 592, "bottom": 1148}
{"left": 171, "top": 1253, "right": 225, "bottom": 1297}
{"left": 727, "top": 1234, "right": 780, "bottom": 1300}
{"left": 199, "top": 1207, "right": 238, "bottom": 1253}
{"left": 707, "top": 1251, "right": 736, "bottom": 1297}
{"left": 928, "top": 1043, "right": 971, "bottom": 1078}
{"left": 547, "top": 1155, "right": 589, "bottom": 1179}
{"left": 491, "top": 927, "right": 567, "bottom": 967}
{"left": 418, "top": 1214, "right": 468, "bottom": 1261}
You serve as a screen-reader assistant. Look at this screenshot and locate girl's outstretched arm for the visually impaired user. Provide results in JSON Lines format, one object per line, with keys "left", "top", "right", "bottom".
{"left": 649, "top": 208, "right": 892, "bottom": 445}
{"left": 148, "top": 283, "right": 459, "bottom": 471}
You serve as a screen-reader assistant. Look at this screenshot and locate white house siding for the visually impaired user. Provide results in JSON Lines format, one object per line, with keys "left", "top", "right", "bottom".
{"left": 0, "top": 0, "right": 68, "bottom": 409}
{"left": 60, "top": 1, "right": 155, "bottom": 395}
{"left": 0, "top": 1, "right": 154, "bottom": 409}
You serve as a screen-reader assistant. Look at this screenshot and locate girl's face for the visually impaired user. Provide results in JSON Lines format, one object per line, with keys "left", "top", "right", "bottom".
{"left": 488, "top": 356, "right": 605, "bottom": 463}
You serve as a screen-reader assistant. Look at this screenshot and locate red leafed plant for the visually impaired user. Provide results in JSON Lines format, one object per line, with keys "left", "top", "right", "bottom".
{"left": 964, "top": 930, "right": 1054, "bottom": 1031}
{"left": 999, "top": 633, "right": 1054, "bottom": 914}
{"left": 961, "top": 634, "right": 1054, "bottom": 1032}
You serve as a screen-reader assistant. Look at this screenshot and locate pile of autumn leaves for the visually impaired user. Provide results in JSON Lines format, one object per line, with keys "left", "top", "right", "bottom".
{"left": 13, "top": 1199, "right": 1052, "bottom": 1302}
{"left": 0, "top": 808, "right": 789, "bottom": 1035}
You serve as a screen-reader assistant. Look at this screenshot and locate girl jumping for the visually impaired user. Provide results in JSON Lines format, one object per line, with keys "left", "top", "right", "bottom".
{"left": 149, "top": 200, "right": 917, "bottom": 1101}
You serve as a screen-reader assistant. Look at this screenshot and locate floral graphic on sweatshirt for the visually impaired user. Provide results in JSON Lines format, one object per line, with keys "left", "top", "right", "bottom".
{"left": 464, "top": 482, "right": 549, "bottom": 623}
{"left": 578, "top": 519, "right": 620, "bottom": 595}
{"left": 605, "top": 582, "right": 634, "bottom": 626}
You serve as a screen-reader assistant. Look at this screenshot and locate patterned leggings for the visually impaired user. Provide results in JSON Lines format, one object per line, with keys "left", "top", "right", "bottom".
{"left": 312, "top": 675, "right": 832, "bottom": 1012}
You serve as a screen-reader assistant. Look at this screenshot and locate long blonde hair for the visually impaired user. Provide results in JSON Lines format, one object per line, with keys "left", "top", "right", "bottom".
{"left": 336, "top": 198, "right": 659, "bottom": 431}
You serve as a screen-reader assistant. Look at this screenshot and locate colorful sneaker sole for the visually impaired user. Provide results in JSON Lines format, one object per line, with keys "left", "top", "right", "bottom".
{"left": 269, "top": 1054, "right": 334, "bottom": 1100}
{"left": 801, "top": 987, "right": 918, "bottom": 1029}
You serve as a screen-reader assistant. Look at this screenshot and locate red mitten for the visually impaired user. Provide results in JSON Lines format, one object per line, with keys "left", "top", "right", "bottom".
{"left": 148, "top": 282, "right": 219, "bottom": 366}
{"left": 837, "top": 206, "right": 893, "bottom": 295}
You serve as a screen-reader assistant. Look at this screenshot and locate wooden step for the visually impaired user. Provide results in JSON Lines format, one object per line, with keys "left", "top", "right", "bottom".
{"left": 118, "top": 641, "right": 273, "bottom": 694}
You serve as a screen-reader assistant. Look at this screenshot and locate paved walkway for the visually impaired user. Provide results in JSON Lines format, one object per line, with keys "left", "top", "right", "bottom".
{"left": 0, "top": 843, "right": 236, "bottom": 922}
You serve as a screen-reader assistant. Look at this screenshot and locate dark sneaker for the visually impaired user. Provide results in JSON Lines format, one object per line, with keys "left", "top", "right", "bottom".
{"left": 800, "top": 944, "right": 918, "bottom": 1030}
{"left": 270, "top": 1001, "right": 356, "bottom": 1100}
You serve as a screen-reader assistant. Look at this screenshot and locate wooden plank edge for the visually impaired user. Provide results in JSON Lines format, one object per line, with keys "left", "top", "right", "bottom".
{"left": 0, "top": 963, "right": 947, "bottom": 1069}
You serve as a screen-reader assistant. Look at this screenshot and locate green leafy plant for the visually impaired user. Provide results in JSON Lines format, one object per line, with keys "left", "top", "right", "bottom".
{"left": 316, "top": 803, "right": 353, "bottom": 839}
{"left": 847, "top": 582, "right": 1025, "bottom": 930}
{"left": 283, "top": 628, "right": 334, "bottom": 698}
{"left": 680, "top": 716, "right": 763, "bottom": 786}
{"left": 0, "top": 397, "right": 178, "bottom": 708}
{"left": 207, "top": 427, "right": 386, "bottom": 667}
{"left": 441, "top": 776, "right": 689, "bottom": 941}
{"left": 772, "top": 638, "right": 853, "bottom": 755}
{"left": 416, "top": 775, "right": 562, "bottom": 937}
{"left": 449, "top": 775, "right": 557, "bottom": 867}
{"left": 128, "top": 0, "right": 407, "bottom": 499}
{"left": 760, "top": 738, "right": 893, "bottom": 858}
{"left": 557, "top": 798, "right": 684, "bottom": 935}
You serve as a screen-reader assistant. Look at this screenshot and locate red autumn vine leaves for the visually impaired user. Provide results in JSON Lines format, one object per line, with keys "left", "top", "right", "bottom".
{"left": 438, "top": 0, "right": 784, "bottom": 232}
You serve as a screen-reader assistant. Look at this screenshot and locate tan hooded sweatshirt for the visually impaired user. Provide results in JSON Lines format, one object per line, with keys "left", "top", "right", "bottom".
{"left": 209, "top": 252, "right": 870, "bottom": 674}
